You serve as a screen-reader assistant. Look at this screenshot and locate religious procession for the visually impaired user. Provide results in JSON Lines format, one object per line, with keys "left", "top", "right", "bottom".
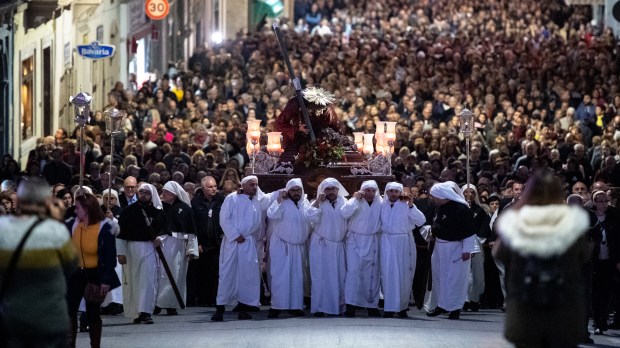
{"left": 2, "top": 0, "right": 620, "bottom": 347}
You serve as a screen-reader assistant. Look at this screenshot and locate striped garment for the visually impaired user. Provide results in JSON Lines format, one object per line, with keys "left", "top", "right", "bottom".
{"left": 0, "top": 215, "right": 78, "bottom": 336}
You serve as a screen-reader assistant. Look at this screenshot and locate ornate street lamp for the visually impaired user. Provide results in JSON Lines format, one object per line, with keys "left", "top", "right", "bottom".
{"left": 69, "top": 92, "right": 92, "bottom": 190}
{"left": 459, "top": 108, "right": 474, "bottom": 187}
{"left": 103, "top": 107, "right": 126, "bottom": 211}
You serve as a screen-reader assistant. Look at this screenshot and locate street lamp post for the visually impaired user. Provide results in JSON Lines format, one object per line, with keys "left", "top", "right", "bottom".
{"left": 69, "top": 92, "right": 92, "bottom": 190}
{"left": 459, "top": 108, "right": 474, "bottom": 187}
{"left": 103, "top": 107, "right": 126, "bottom": 211}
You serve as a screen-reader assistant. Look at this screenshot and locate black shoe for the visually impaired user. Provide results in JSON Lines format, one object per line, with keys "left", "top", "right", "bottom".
{"left": 107, "top": 303, "right": 123, "bottom": 315}
{"left": 166, "top": 308, "right": 178, "bottom": 316}
{"left": 398, "top": 310, "right": 409, "bottom": 318}
{"left": 133, "top": 313, "right": 154, "bottom": 324}
{"left": 288, "top": 310, "right": 305, "bottom": 317}
{"left": 211, "top": 312, "right": 224, "bottom": 322}
{"left": 238, "top": 311, "right": 252, "bottom": 320}
{"left": 593, "top": 328, "right": 604, "bottom": 335}
{"left": 313, "top": 312, "right": 324, "bottom": 317}
{"left": 609, "top": 320, "right": 620, "bottom": 330}
{"left": 211, "top": 306, "right": 225, "bottom": 322}
{"left": 153, "top": 306, "right": 162, "bottom": 315}
{"left": 236, "top": 303, "right": 260, "bottom": 312}
{"left": 345, "top": 305, "right": 356, "bottom": 318}
{"left": 383, "top": 311, "right": 394, "bottom": 318}
{"left": 427, "top": 307, "right": 448, "bottom": 317}
{"left": 584, "top": 337, "right": 594, "bottom": 343}
{"left": 448, "top": 310, "right": 460, "bottom": 320}
{"left": 462, "top": 302, "right": 470, "bottom": 312}
{"left": 470, "top": 302, "right": 479, "bottom": 312}
{"left": 367, "top": 308, "right": 381, "bottom": 317}
{"left": 267, "top": 309, "right": 280, "bottom": 319}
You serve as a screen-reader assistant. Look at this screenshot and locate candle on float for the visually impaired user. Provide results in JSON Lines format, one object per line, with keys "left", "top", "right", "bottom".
{"left": 363, "top": 134, "right": 374, "bottom": 155}
{"left": 385, "top": 122, "right": 397, "bottom": 143}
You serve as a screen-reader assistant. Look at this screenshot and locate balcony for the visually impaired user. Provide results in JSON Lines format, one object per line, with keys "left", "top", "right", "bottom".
{"left": 24, "top": 0, "right": 63, "bottom": 29}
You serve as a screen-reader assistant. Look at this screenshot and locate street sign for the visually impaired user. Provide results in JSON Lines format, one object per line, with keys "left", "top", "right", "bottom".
{"left": 145, "top": 0, "right": 170, "bottom": 20}
{"left": 76, "top": 42, "right": 116, "bottom": 59}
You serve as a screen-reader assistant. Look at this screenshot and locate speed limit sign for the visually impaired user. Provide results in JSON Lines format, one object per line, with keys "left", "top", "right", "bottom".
{"left": 145, "top": 0, "right": 170, "bottom": 20}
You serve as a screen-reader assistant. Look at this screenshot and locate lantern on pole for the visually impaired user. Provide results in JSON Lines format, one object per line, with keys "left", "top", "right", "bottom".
{"left": 69, "top": 92, "right": 92, "bottom": 190}
{"left": 103, "top": 107, "right": 126, "bottom": 211}
{"left": 459, "top": 108, "right": 474, "bottom": 187}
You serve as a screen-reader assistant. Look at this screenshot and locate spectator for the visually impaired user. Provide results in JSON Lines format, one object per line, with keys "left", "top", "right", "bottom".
{"left": 0, "top": 178, "right": 78, "bottom": 347}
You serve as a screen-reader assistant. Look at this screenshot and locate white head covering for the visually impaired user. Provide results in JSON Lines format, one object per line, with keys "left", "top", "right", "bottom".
{"left": 361, "top": 180, "right": 380, "bottom": 197}
{"left": 73, "top": 185, "right": 93, "bottom": 197}
{"left": 430, "top": 181, "right": 469, "bottom": 206}
{"left": 138, "top": 182, "right": 163, "bottom": 209}
{"left": 317, "top": 177, "right": 349, "bottom": 197}
{"left": 383, "top": 182, "right": 404, "bottom": 200}
{"left": 241, "top": 175, "right": 258, "bottom": 185}
{"left": 361, "top": 180, "right": 379, "bottom": 191}
{"left": 285, "top": 178, "right": 306, "bottom": 200}
{"left": 286, "top": 178, "right": 303, "bottom": 192}
{"left": 163, "top": 181, "right": 192, "bottom": 207}
{"left": 385, "top": 182, "right": 404, "bottom": 193}
{"left": 461, "top": 183, "right": 481, "bottom": 206}
{"left": 102, "top": 188, "right": 121, "bottom": 207}
{"left": 240, "top": 175, "right": 265, "bottom": 200}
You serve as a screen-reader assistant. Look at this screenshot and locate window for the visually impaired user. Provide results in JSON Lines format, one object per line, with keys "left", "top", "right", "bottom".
{"left": 21, "top": 56, "right": 34, "bottom": 140}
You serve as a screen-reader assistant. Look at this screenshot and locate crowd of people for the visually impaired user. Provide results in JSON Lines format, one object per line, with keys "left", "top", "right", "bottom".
{"left": 1, "top": 0, "right": 620, "bottom": 346}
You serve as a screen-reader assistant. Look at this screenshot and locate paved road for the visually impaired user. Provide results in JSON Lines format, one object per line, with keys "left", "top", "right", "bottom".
{"left": 77, "top": 306, "right": 620, "bottom": 347}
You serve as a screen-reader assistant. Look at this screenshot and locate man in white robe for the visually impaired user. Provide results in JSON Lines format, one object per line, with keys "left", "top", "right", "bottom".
{"left": 461, "top": 184, "right": 490, "bottom": 312}
{"left": 341, "top": 180, "right": 383, "bottom": 317}
{"left": 211, "top": 176, "right": 261, "bottom": 321}
{"left": 305, "top": 178, "right": 348, "bottom": 316}
{"left": 101, "top": 189, "right": 123, "bottom": 315}
{"left": 117, "top": 183, "right": 165, "bottom": 324}
{"left": 155, "top": 181, "right": 199, "bottom": 315}
{"left": 380, "top": 182, "right": 426, "bottom": 318}
{"left": 266, "top": 178, "right": 310, "bottom": 318}
{"left": 426, "top": 181, "right": 476, "bottom": 320}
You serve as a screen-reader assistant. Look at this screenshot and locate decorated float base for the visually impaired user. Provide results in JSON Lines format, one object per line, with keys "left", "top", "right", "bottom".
{"left": 245, "top": 151, "right": 394, "bottom": 197}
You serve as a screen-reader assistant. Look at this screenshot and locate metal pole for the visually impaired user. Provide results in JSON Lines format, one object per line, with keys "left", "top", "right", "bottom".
{"left": 107, "top": 135, "right": 114, "bottom": 212}
{"left": 79, "top": 125, "right": 85, "bottom": 189}
{"left": 466, "top": 137, "right": 470, "bottom": 187}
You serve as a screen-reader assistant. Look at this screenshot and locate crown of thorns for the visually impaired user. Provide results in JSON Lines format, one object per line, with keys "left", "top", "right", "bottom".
{"left": 302, "top": 87, "right": 335, "bottom": 106}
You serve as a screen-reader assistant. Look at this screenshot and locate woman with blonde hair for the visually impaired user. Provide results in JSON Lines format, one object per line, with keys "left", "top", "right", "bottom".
{"left": 219, "top": 168, "right": 240, "bottom": 190}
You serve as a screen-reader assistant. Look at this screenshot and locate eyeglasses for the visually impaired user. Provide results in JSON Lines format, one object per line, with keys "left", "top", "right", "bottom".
{"left": 125, "top": 186, "right": 137, "bottom": 189}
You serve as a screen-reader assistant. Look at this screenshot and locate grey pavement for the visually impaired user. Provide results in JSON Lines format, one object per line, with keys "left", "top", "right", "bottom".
{"left": 78, "top": 306, "right": 620, "bottom": 348}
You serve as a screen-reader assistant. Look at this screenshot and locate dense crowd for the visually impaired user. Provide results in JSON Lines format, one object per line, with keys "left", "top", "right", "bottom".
{"left": 1, "top": 0, "right": 620, "bottom": 345}
{"left": 0, "top": 1, "right": 619, "bottom": 200}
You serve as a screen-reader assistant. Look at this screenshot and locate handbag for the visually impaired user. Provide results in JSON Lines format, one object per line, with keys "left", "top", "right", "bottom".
{"left": 83, "top": 282, "right": 108, "bottom": 304}
{"left": 0, "top": 218, "right": 44, "bottom": 339}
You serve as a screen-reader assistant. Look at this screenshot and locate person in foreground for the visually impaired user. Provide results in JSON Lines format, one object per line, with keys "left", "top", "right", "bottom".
{"left": 0, "top": 178, "right": 78, "bottom": 348}
{"left": 494, "top": 173, "right": 590, "bottom": 348}
{"left": 67, "top": 193, "right": 120, "bottom": 348}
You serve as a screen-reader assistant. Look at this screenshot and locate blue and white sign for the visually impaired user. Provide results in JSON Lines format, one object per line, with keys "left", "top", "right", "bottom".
{"left": 77, "top": 42, "right": 115, "bottom": 59}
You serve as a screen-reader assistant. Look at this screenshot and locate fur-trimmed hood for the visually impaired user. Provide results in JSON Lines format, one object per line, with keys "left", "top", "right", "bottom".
{"left": 496, "top": 204, "right": 589, "bottom": 257}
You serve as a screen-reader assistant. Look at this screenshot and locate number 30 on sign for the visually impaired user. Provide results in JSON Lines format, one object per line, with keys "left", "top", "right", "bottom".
{"left": 145, "top": 0, "right": 170, "bottom": 20}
